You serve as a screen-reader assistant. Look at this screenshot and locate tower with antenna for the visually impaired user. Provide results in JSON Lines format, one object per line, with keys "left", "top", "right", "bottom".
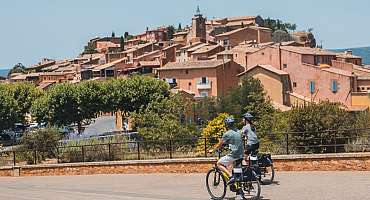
{"left": 190, "top": 4, "right": 206, "bottom": 43}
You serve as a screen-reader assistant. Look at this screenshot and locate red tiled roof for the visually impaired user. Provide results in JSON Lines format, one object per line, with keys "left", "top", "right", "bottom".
{"left": 216, "top": 26, "right": 271, "bottom": 37}
{"left": 192, "top": 45, "right": 222, "bottom": 54}
{"left": 280, "top": 46, "right": 337, "bottom": 56}
{"left": 139, "top": 60, "right": 161, "bottom": 66}
{"left": 238, "top": 65, "right": 288, "bottom": 77}
{"left": 158, "top": 59, "right": 231, "bottom": 70}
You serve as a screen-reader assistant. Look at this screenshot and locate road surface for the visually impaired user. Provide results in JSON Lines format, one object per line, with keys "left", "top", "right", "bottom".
{"left": 0, "top": 172, "right": 369, "bottom": 200}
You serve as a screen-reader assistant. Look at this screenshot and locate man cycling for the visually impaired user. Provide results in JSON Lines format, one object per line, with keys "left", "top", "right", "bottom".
{"left": 209, "top": 116, "right": 244, "bottom": 185}
{"left": 241, "top": 113, "right": 260, "bottom": 156}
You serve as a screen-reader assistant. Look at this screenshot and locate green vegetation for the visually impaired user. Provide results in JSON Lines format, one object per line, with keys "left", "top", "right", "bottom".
{"left": 0, "top": 82, "right": 41, "bottom": 132}
{"left": 261, "top": 17, "right": 297, "bottom": 32}
{"left": 166, "top": 25, "right": 175, "bottom": 40}
{"left": 18, "top": 127, "right": 61, "bottom": 164}
{"left": 7, "top": 63, "right": 27, "bottom": 77}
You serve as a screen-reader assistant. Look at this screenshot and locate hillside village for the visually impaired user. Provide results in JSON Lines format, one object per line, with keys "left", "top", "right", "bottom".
{"left": 3, "top": 9, "right": 370, "bottom": 112}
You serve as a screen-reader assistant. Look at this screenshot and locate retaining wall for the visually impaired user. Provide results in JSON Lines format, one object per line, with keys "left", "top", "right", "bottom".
{"left": 1, "top": 153, "right": 370, "bottom": 177}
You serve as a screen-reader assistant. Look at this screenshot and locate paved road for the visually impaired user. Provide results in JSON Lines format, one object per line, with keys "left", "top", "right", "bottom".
{"left": 1, "top": 172, "right": 370, "bottom": 200}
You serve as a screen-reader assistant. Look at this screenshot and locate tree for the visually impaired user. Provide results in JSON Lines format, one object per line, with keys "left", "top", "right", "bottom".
{"left": 111, "top": 31, "right": 116, "bottom": 37}
{"left": 5, "top": 82, "right": 42, "bottom": 124}
{"left": 31, "top": 81, "right": 105, "bottom": 134}
{"left": 108, "top": 76, "right": 170, "bottom": 117}
{"left": 197, "top": 113, "right": 229, "bottom": 152}
{"left": 31, "top": 83, "right": 79, "bottom": 128}
{"left": 8, "top": 63, "right": 26, "bottom": 77}
{"left": 166, "top": 25, "right": 175, "bottom": 40}
{"left": 178, "top": 23, "right": 182, "bottom": 31}
{"left": 132, "top": 94, "right": 197, "bottom": 141}
{"left": 218, "top": 77, "right": 274, "bottom": 122}
{"left": 120, "top": 36, "right": 125, "bottom": 51}
{"left": 20, "top": 127, "right": 61, "bottom": 164}
{"left": 286, "top": 101, "right": 356, "bottom": 153}
{"left": 0, "top": 86, "right": 17, "bottom": 132}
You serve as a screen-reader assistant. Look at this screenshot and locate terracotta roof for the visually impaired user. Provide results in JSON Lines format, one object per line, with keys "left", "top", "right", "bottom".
{"left": 353, "top": 66, "right": 370, "bottom": 78}
{"left": 28, "top": 59, "right": 56, "bottom": 69}
{"left": 39, "top": 72, "right": 70, "bottom": 76}
{"left": 227, "top": 16, "right": 257, "bottom": 21}
{"left": 135, "top": 50, "right": 161, "bottom": 60}
{"left": 124, "top": 42, "right": 156, "bottom": 53}
{"left": 336, "top": 52, "right": 362, "bottom": 59}
{"left": 192, "top": 45, "right": 222, "bottom": 54}
{"left": 216, "top": 26, "right": 271, "bottom": 37}
{"left": 187, "top": 43, "right": 208, "bottom": 52}
{"left": 158, "top": 59, "right": 231, "bottom": 70}
{"left": 173, "top": 31, "right": 189, "bottom": 36}
{"left": 179, "top": 42, "right": 203, "bottom": 50}
{"left": 238, "top": 65, "right": 288, "bottom": 77}
{"left": 162, "top": 44, "right": 182, "bottom": 51}
{"left": 93, "top": 58, "right": 125, "bottom": 71}
{"left": 321, "top": 67, "right": 353, "bottom": 77}
{"left": 11, "top": 73, "right": 42, "bottom": 80}
{"left": 139, "top": 60, "right": 161, "bottom": 66}
{"left": 280, "top": 46, "right": 337, "bottom": 56}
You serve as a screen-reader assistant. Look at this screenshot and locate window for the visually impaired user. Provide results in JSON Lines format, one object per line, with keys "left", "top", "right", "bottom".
{"left": 283, "top": 64, "right": 288, "bottom": 68}
{"left": 293, "top": 82, "right": 297, "bottom": 87}
{"left": 223, "top": 39, "right": 229, "bottom": 46}
{"left": 185, "top": 70, "right": 189, "bottom": 74}
{"left": 200, "top": 91, "right": 209, "bottom": 97}
{"left": 332, "top": 80, "right": 338, "bottom": 93}
{"left": 235, "top": 54, "right": 238, "bottom": 58}
{"left": 309, "top": 81, "right": 315, "bottom": 94}
{"left": 199, "top": 77, "right": 209, "bottom": 85}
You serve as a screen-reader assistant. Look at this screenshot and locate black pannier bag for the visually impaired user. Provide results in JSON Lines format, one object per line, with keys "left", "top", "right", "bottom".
{"left": 258, "top": 154, "right": 273, "bottom": 167}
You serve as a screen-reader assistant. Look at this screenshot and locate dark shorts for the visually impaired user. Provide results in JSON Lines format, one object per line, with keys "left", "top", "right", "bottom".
{"left": 245, "top": 143, "right": 260, "bottom": 155}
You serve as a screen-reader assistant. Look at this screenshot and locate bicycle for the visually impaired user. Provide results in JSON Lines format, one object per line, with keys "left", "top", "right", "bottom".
{"left": 206, "top": 149, "right": 261, "bottom": 200}
{"left": 248, "top": 150, "right": 275, "bottom": 185}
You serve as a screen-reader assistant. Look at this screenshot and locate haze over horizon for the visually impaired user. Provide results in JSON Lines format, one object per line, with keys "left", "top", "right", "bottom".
{"left": 1, "top": 0, "right": 370, "bottom": 69}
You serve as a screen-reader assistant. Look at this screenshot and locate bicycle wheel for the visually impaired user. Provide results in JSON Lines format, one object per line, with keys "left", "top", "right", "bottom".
{"left": 260, "top": 164, "right": 275, "bottom": 184}
{"left": 240, "top": 179, "right": 261, "bottom": 200}
{"left": 206, "top": 168, "right": 227, "bottom": 200}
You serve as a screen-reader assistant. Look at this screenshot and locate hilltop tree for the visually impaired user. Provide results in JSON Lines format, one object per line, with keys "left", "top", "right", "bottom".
{"left": 8, "top": 63, "right": 26, "bottom": 77}
{"left": 120, "top": 36, "right": 125, "bottom": 51}
{"left": 111, "top": 31, "right": 116, "bottom": 37}
{"left": 178, "top": 23, "right": 182, "bottom": 31}
{"left": 262, "top": 17, "right": 297, "bottom": 32}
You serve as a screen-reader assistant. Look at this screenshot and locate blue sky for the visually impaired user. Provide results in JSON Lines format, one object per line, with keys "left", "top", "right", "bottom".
{"left": 1, "top": 0, "right": 370, "bottom": 69}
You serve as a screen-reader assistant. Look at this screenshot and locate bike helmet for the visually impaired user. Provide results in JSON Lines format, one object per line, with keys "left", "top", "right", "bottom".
{"left": 224, "top": 116, "right": 235, "bottom": 125}
{"left": 242, "top": 113, "right": 254, "bottom": 120}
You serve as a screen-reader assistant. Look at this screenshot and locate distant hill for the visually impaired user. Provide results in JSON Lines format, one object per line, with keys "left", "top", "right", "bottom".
{"left": 0, "top": 69, "right": 9, "bottom": 77}
{"left": 331, "top": 46, "right": 370, "bottom": 65}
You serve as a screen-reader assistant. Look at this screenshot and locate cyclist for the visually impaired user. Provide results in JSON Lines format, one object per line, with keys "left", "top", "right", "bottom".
{"left": 241, "top": 113, "right": 260, "bottom": 156}
{"left": 209, "top": 116, "right": 244, "bottom": 185}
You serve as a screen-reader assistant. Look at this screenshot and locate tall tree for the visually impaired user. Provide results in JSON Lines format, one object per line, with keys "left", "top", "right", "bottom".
{"left": 111, "top": 31, "right": 116, "bottom": 37}
{"left": 0, "top": 86, "right": 18, "bottom": 132}
{"left": 166, "top": 26, "right": 175, "bottom": 40}
{"left": 5, "top": 82, "right": 42, "bottom": 124}
{"left": 8, "top": 63, "right": 26, "bottom": 77}
{"left": 178, "top": 23, "right": 182, "bottom": 31}
{"left": 120, "top": 36, "right": 125, "bottom": 51}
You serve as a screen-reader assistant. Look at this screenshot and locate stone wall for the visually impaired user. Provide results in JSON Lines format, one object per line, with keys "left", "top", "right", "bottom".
{"left": 1, "top": 153, "right": 370, "bottom": 177}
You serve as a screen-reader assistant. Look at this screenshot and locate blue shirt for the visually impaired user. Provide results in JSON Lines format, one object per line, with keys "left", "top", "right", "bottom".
{"left": 241, "top": 124, "right": 259, "bottom": 145}
{"left": 222, "top": 129, "right": 244, "bottom": 159}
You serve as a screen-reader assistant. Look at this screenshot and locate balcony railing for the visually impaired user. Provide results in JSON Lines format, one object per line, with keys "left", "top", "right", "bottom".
{"left": 196, "top": 81, "right": 211, "bottom": 89}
